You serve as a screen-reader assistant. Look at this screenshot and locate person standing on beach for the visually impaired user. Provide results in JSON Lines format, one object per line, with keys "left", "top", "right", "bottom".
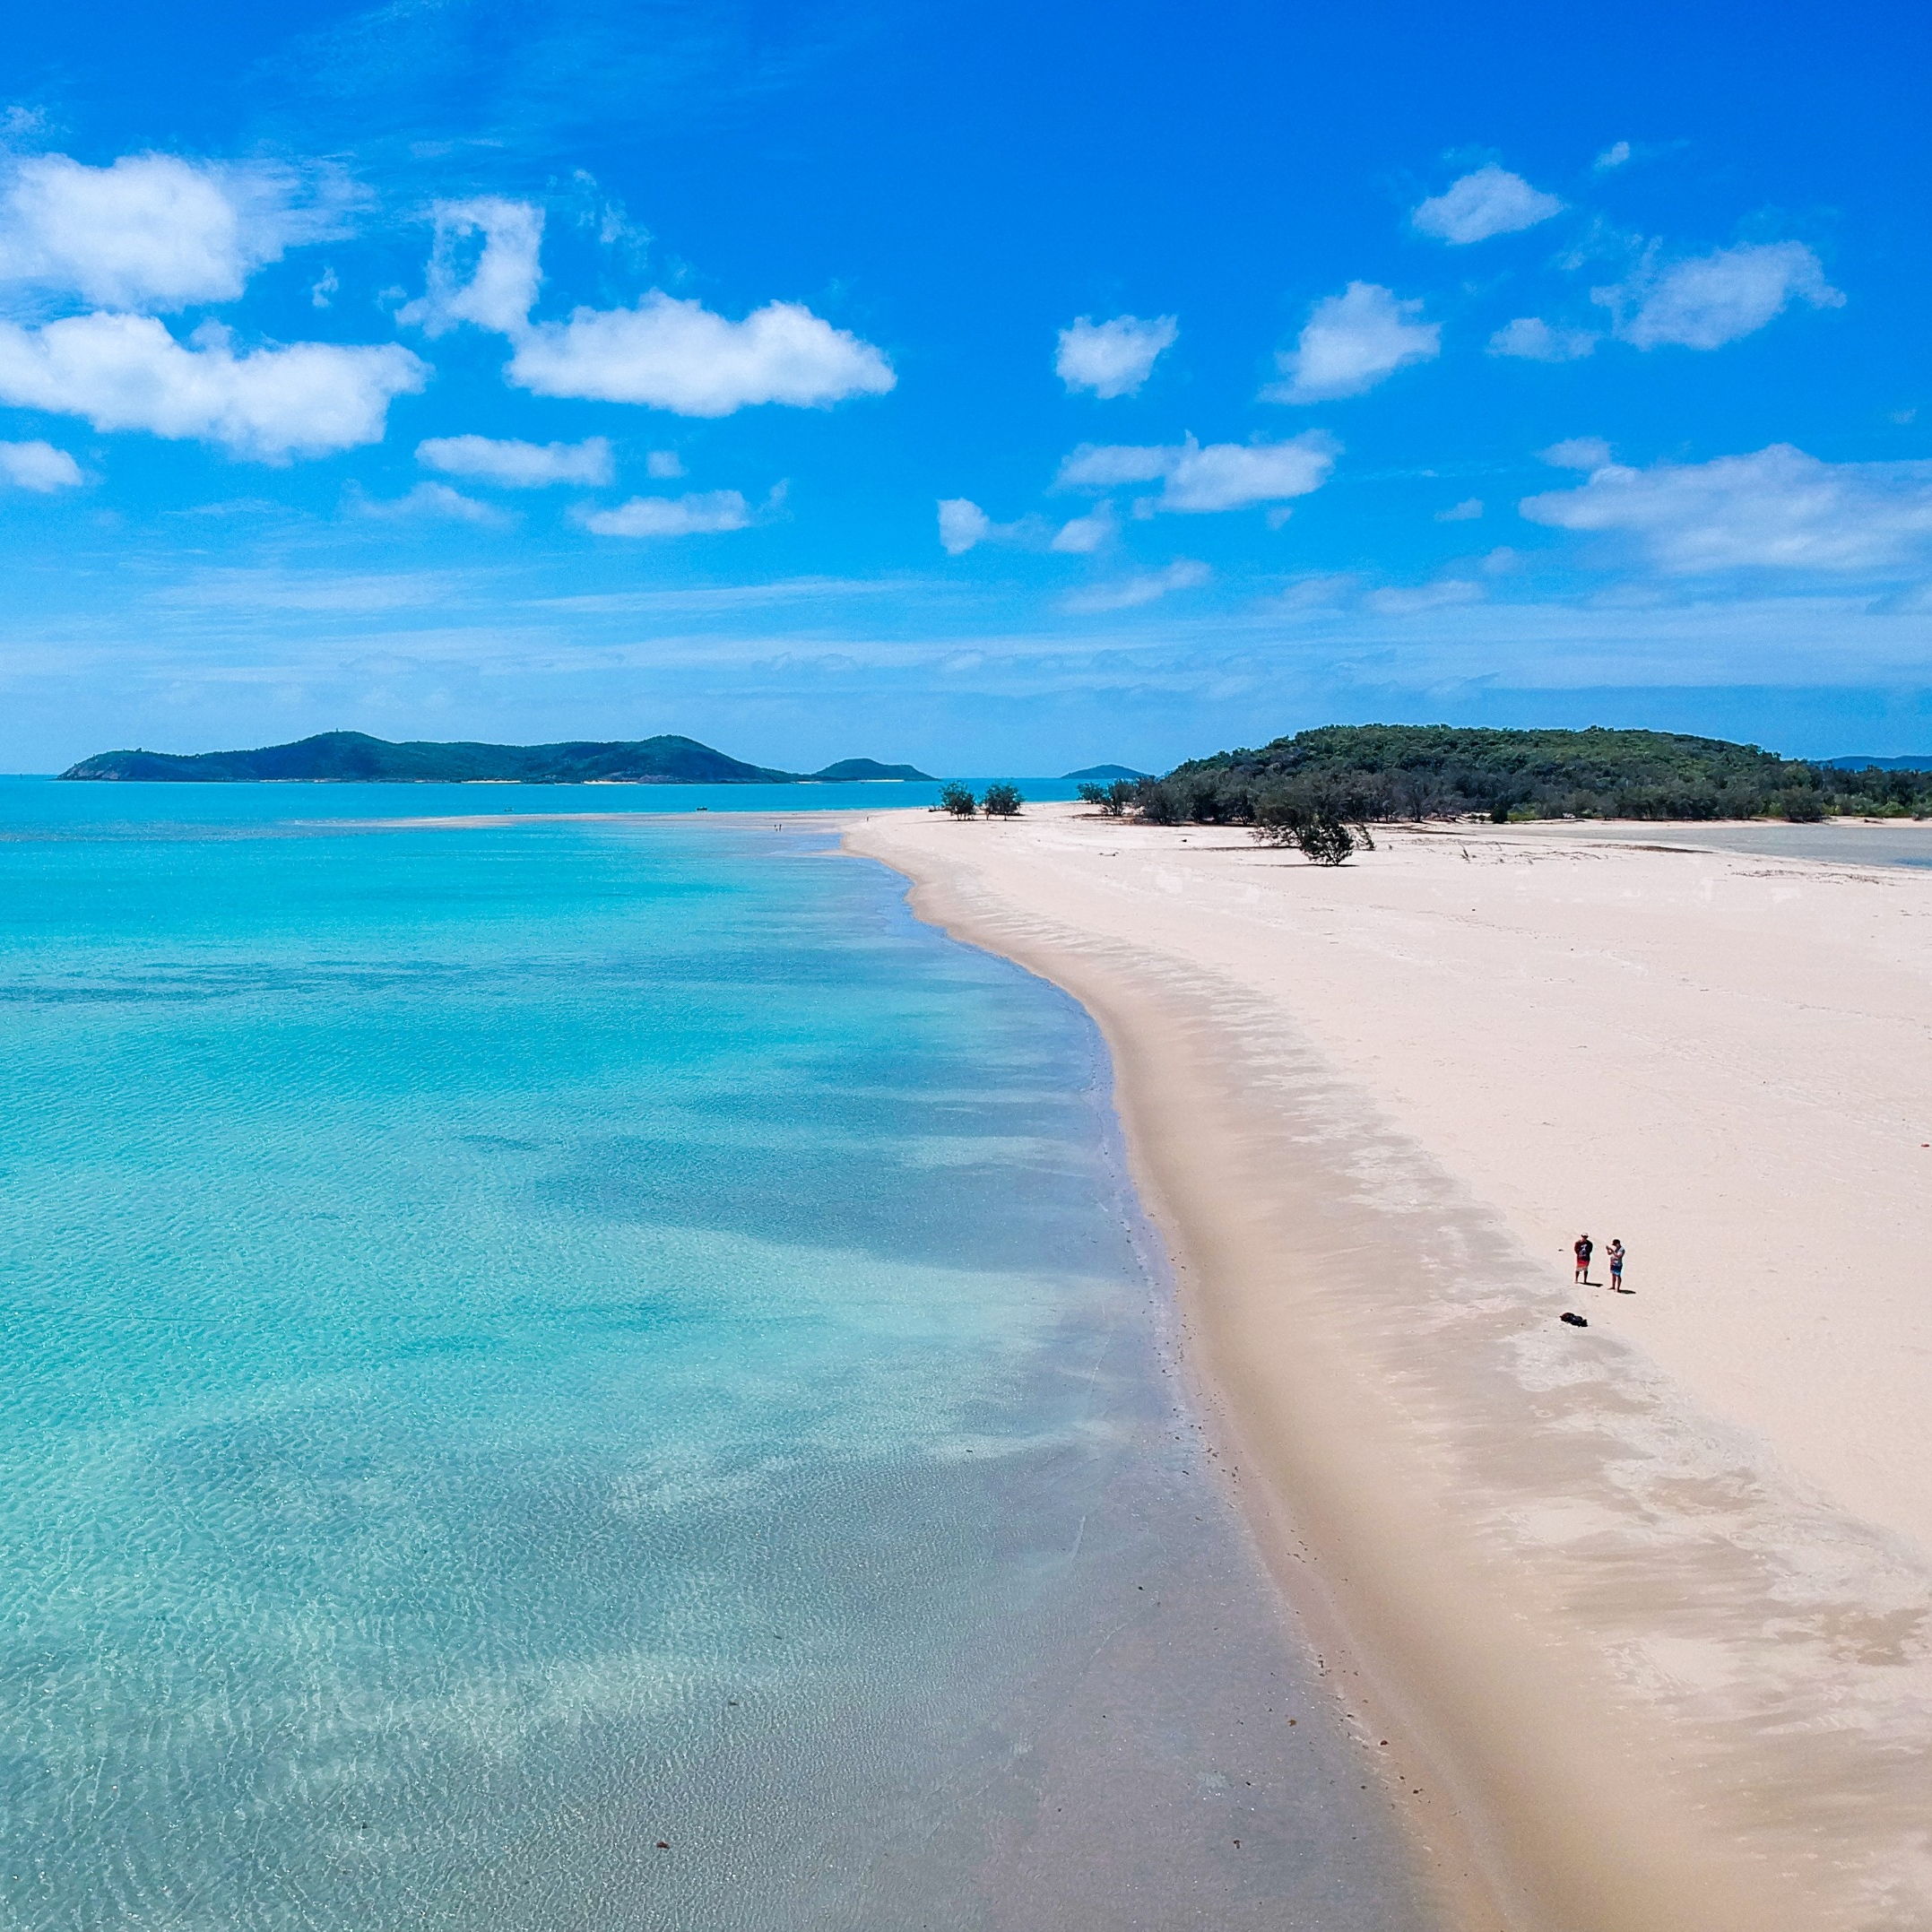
{"left": 1574, "top": 1235, "right": 1593, "bottom": 1285}
{"left": 1607, "top": 1239, "right": 1625, "bottom": 1291}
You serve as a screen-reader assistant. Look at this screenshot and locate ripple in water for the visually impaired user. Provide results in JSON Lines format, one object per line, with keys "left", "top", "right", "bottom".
{"left": 0, "top": 802, "right": 1426, "bottom": 1931}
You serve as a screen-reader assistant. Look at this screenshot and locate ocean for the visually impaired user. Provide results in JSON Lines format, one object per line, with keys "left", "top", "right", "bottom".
{"left": 0, "top": 782, "right": 1425, "bottom": 1931}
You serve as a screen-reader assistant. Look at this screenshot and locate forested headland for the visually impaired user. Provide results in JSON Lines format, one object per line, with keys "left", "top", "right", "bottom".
{"left": 1120, "top": 725, "right": 1932, "bottom": 827}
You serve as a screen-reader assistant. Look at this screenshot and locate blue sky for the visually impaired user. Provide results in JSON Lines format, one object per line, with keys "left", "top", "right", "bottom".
{"left": 3, "top": 0, "right": 1928, "bottom": 773}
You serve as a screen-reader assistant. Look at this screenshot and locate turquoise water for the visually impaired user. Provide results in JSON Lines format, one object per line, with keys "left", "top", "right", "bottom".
{"left": 0, "top": 785, "right": 1425, "bottom": 1930}
{"left": 0, "top": 775, "right": 1087, "bottom": 827}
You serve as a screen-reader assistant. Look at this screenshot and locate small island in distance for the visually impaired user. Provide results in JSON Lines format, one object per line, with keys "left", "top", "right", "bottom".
{"left": 59, "top": 732, "right": 934, "bottom": 785}
{"left": 1061, "top": 763, "right": 1149, "bottom": 783}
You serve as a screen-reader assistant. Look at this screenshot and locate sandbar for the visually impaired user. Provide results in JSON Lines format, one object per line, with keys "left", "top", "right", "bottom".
{"left": 845, "top": 803, "right": 1932, "bottom": 1932}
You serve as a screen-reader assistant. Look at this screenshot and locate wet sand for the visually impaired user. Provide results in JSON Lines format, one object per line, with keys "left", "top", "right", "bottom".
{"left": 845, "top": 805, "right": 1932, "bottom": 1932}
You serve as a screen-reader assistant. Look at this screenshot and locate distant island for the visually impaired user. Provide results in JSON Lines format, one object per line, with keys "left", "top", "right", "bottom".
{"left": 810, "top": 758, "right": 935, "bottom": 782}
{"left": 1061, "top": 763, "right": 1149, "bottom": 782}
{"left": 58, "top": 732, "right": 935, "bottom": 785}
{"left": 1131, "top": 724, "right": 1932, "bottom": 825}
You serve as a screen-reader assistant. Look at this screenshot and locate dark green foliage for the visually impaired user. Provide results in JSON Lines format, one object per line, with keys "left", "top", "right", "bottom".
{"left": 1078, "top": 779, "right": 1137, "bottom": 817}
{"left": 1250, "top": 780, "right": 1373, "bottom": 864}
{"left": 1131, "top": 724, "right": 1932, "bottom": 825}
{"left": 1290, "top": 819, "right": 1356, "bottom": 864}
{"left": 980, "top": 782, "right": 1024, "bottom": 818}
{"left": 939, "top": 781, "right": 978, "bottom": 819}
{"left": 59, "top": 731, "right": 930, "bottom": 786}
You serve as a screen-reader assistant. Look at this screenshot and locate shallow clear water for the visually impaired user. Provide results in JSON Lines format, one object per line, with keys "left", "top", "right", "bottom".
{"left": 0, "top": 789, "right": 1426, "bottom": 1931}
{"left": 1525, "top": 819, "right": 1932, "bottom": 869}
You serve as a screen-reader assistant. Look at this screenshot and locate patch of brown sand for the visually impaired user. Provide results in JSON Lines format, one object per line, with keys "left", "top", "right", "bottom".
{"left": 845, "top": 804, "right": 1932, "bottom": 1932}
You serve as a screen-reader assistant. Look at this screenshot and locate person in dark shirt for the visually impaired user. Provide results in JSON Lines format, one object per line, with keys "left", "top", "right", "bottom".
{"left": 1573, "top": 1234, "right": 1593, "bottom": 1285}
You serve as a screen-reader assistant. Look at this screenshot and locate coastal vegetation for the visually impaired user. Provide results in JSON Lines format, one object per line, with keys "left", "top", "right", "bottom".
{"left": 938, "top": 781, "right": 1026, "bottom": 819}
{"left": 58, "top": 732, "right": 933, "bottom": 785}
{"left": 1128, "top": 725, "right": 1932, "bottom": 827}
{"left": 1076, "top": 779, "right": 1139, "bottom": 817}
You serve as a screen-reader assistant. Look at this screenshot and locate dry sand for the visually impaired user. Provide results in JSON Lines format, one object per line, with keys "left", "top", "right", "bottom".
{"left": 844, "top": 804, "right": 1932, "bottom": 1932}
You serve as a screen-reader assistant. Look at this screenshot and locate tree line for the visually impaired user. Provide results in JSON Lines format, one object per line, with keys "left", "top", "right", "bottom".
{"left": 1116, "top": 725, "right": 1931, "bottom": 827}
{"left": 1071, "top": 725, "right": 1932, "bottom": 864}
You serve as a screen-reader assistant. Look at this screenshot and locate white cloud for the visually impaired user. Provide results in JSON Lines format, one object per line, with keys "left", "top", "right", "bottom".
{"left": 0, "top": 152, "right": 341, "bottom": 312}
{"left": 1593, "top": 241, "right": 1843, "bottom": 351}
{"left": 0, "top": 438, "right": 82, "bottom": 490}
{"left": 1053, "top": 444, "right": 1174, "bottom": 489}
{"left": 1051, "top": 501, "right": 1115, "bottom": 552}
{"left": 351, "top": 481, "right": 513, "bottom": 526}
{"left": 1264, "top": 282, "right": 1438, "bottom": 403}
{"left": 1412, "top": 166, "right": 1564, "bottom": 245}
{"left": 939, "top": 498, "right": 993, "bottom": 554}
{"left": 1487, "top": 316, "right": 1599, "bottom": 362}
{"left": 1436, "top": 497, "right": 1483, "bottom": 522}
{"left": 1056, "top": 432, "right": 1339, "bottom": 513}
{"left": 417, "top": 434, "right": 613, "bottom": 487}
{"left": 1365, "top": 577, "right": 1485, "bottom": 615}
{"left": 1519, "top": 445, "right": 1932, "bottom": 572}
{"left": 399, "top": 198, "right": 544, "bottom": 337}
{"left": 936, "top": 498, "right": 1053, "bottom": 554}
{"left": 1596, "top": 141, "right": 1633, "bottom": 170}
{"left": 1161, "top": 435, "right": 1339, "bottom": 510}
{"left": 1055, "top": 313, "right": 1178, "bottom": 398}
{"left": 1540, "top": 436, "right": 1613, "bottom": 470}
{"left": 1273, "top": 572, "right": 1362, "bottom": 611}
{"left": 399, "top": 195, "right": 894, "bottom": 417}
{"left": 508, "top": 293, "right": 894, "bottom": 416}
{"left": 579, "top": 489, "right": 751, "bottom": 537}
{"left": 0, "top": 314, "right": 427, "bottom": 459}
{"left": 645, "top": 449, "right": 684, "bottom": 479}
{"left": 1063, "top": 559, "right": 1209, "bottom": 611}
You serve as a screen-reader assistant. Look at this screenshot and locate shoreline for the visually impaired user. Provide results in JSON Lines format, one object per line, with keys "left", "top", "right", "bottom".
{"left": 845, "top": 805, "right": 1932, "bottom": 1932}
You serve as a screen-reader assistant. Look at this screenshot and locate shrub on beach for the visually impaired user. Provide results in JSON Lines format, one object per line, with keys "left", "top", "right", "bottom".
{"left": 1076, "top": 780, "right": 1137, "bottom": 818}
{"left": 1291, "top": 818, "right": 1356, "bottom": 865}
{"left": 981, "top": 782, "right": 1024, "bottom": 819}
{"left": 939, "top": 781, "right": 977, "bottom": 819}
{"left": 1249, "top": 786, "right": 1362, "bottom": 865}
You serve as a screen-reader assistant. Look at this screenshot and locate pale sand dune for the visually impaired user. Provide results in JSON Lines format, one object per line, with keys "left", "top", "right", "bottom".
{"left": 845, "top": 803, "right": 1932, "bottom": 1932}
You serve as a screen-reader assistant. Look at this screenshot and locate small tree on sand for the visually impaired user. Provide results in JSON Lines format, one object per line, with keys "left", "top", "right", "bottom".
{"left": 1289, "top": 817, "right": 1355, "bottom": 865}
{"left": 981, "top": 782, "right": 1024, "bottom": 819}
{"left": 939, "top": 781, "right": 978, "bottom": 819}
{"left": 1076, "top": 781, "right": 1133, "bottom": 819}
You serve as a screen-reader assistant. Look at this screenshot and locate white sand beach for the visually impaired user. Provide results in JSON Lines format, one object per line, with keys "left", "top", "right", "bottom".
{"left": 845, "top": 804, "right": 1932, "bottom": 1932}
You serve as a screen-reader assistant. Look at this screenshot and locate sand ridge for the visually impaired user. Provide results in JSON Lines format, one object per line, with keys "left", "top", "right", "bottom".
{"left": 845, "top": 804, "right": 1932, "bottom": 1932}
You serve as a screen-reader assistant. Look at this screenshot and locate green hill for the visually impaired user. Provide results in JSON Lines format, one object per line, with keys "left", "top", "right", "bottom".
{"left": 58, "top": 732, "right": 927, "bottom": 785}
{"left": 1135, "top": 724, "right": 1932, "bottom": 824}
{"left": 807, "top": 758, "right": 935, "bottom": 781}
